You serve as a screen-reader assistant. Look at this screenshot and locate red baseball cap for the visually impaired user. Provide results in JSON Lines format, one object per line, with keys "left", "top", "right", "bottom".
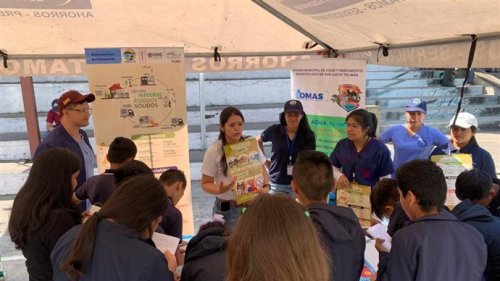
{"left": 58, "top": 90, "right": 95, "bottom": 112}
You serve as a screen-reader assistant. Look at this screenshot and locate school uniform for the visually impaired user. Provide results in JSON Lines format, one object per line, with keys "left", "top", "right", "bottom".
{"left": 307, "top": 203, "right": 366, "bottom": 281}
{"left": 452, "top": 199, "right": 500, "bottom": 281}
{"left": 181, "top": 225, "right": 227, "bottom": 281}
{"left": 387, "top": 210, "right": 487, "bottom": 281}
{"left": 51, "top": 220, "right": 173, "bottom": 281}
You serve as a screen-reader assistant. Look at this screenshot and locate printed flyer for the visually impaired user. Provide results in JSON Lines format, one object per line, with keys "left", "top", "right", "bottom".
{"left": 223, "top": 138, "right": 264, "bottom": 205}
{"left": 431, "top": 154, "right": 473, "bottom": 209}
{"left": 336, "top": 182, "right": 371, "bottom": 228}
{"left": 85, "top": 47, "right": 194, "bottom": 234}
{"left": 290, "top": 59, "right": 366, "bottom": 154}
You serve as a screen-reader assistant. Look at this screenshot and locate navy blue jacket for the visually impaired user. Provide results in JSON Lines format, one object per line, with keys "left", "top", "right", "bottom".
{"left": 388, "top": 210, "right": 487, "bottom": 281}
{"left": 51, "top": 220, "right": 173, "bottom": 281}
{"left": 431, "top": 137, "right": 497, "bottom": 179}
{"left": 307, "top": 203, "right": 366, "bottom": 281}
{"left": 181, "top": 225, "right": 227, "bottom": 281}
{"left": 453, "top": 199, "right": 500, "bottom": 281}
{"left": 377, "top": 203, "right": 411, "bottom": 281}
{"left": 34, "top": 125, "right": 93, "bottom": 189}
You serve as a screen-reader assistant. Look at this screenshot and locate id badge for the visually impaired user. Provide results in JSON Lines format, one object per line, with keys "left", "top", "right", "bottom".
{"left": 287, "top": 164, "right": 293, "bottom": 175}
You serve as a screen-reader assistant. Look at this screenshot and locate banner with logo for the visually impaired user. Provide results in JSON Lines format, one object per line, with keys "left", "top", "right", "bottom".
{"left": 290, "top": 59, "right": 366, "bottom": 154}
{"left": 85, "top": 47, "right": 194, "bottom": 235}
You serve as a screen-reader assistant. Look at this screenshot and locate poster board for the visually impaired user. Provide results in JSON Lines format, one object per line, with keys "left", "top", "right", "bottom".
{"left": 290, "top": 59, "right": 366, "bottom": 154}
{"left": 336, "top": 182, "right": 371, "bottom": 228}
{"left": 431, "top": 154, "right": 473, "bottom": 209}
{"left": 85, "top": 47, "right": 194, "bottom": 234}
{"left": 224, "top": 138, "right": 265, "bottom": 205}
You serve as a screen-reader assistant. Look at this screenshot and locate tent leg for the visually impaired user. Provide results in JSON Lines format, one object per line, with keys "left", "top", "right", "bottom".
{"left": 19, "top": 76, "right": 40, "bottom": 160}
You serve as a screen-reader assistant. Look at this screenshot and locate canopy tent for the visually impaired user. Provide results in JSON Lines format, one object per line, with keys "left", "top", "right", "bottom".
{"left": 1, "top": 0, "right": 500, "bottom": 76}
{"left": 254, "top": 0, "right": 500, "bottom": 68}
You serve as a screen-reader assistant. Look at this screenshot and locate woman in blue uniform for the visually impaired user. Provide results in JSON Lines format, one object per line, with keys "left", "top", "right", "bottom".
{"left": 257, "top": 99, "right": 316, "bottom": 196}
{"left": 330, "top": 109, "right": 394, "bottom": 189}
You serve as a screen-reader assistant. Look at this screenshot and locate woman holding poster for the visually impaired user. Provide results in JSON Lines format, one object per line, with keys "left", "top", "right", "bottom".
{"left": 257, "top": 100, "right": 316, "bottom": 196}
{"left": 330, "top": 109, "right": 394, "bottom": 189}
{"left": 431, "top": 112, "right": 496, "bottom": 179}
{"left": 201, "top": 106, "right": 270, "bottom": 229}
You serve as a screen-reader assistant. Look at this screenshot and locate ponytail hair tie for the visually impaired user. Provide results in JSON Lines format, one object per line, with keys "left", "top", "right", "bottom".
{"left": 94, "top": 212, "right": 103, "bottom": 220}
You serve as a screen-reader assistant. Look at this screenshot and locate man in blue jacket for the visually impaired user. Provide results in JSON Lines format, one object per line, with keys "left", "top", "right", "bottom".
{"left": 388, "top": 160, "right": 487, "bottom": 281}
{"left": 292, "top": 150, "right": 365, "bottom": 281}
{"left": 453, "top": 169, "right": 500, "bottom": 281}
{"left": 34, "top": 90, "right": 96, "bottom": 211}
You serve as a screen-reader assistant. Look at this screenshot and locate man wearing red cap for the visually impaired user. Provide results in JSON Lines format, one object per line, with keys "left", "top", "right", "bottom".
{"left": 35, "top": 90, "right": 96, "bottom": 211}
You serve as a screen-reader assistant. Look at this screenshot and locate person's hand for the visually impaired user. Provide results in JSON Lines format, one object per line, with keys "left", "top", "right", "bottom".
{"left": 163, "top": 250, "right": 177, "bottom": 274}
{"left": 374, "top": 238, "right": 389, "bottom": 253}
{"left": 81, "top": 211, "right": 92, "bottom": 223}
{"left": 336, "top": 175, "right": 351, "bottom": 189}
{"left": 219, "top": 177, "right": 236, "bottom": 193}
{"left": 258, "top": 184, "right": 270, "bottom": 193}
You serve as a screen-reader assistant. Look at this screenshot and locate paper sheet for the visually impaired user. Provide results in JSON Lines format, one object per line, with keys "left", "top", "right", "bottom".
{"left": 152, "top": 232, "right": 180, "bottom": 254}
{"left": 366, "top": 223, "right": 392, "bottom": 252}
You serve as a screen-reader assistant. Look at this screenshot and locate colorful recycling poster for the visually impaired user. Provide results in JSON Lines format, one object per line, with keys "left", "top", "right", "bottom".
{"left": 85, "top": 47, "right": 194, "bottom": 234}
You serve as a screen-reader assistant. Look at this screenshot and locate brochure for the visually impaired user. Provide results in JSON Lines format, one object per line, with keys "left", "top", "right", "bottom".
{"left": 431, "top": 154, "right": 473, "bottom": 209}
{"left": 336, "top": 182, "right": 371, "bottom": 228}
{"left": 223, "top": 138, "right": 264, "bottom": 205}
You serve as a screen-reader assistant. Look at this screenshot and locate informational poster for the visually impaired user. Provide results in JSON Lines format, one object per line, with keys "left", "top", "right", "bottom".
{"left": 223, "top": 138, "right": 265, "bottom": 205}
{"left": 336, "top": 183, "right": 371, "bottom": 228}
{"left": 290, "top": 59, "right": 366, "bottom": 154}
{"left": 85, "top": 47, "right": 194, "bottom": 235}
{"left": 431, "top": 154, "right": 473, "bottom": 209}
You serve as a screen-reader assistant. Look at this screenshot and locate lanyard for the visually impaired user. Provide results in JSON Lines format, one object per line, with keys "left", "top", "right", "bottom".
{"left": 286, "top": 129, "right": 295, "bottom": 164}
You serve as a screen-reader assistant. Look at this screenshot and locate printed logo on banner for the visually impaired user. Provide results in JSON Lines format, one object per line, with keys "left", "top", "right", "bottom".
{"left": 295, "top": 89, "right": 324, "bottom": 101}
{"left": 331, "top": 84, "right": 362, "bottom": 112}
{"left": 165, "top": 50, "right": 183, "bottom": 63}
{"left": 0, "top": 0, "right": 92, "bottom": 9}
{"left": 145, "top": 48, "right": 165, "bottom": 63}
{"left": 123, "top": 49, "right": 137, "bottom": 63}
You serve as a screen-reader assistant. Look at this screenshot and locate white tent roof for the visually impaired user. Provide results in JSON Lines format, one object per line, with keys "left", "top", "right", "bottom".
{"left": 1, "top": 0, "right": 500, "bottom": 73}
{"left": 255, "top": 0, "right": 500, "bottom": 67}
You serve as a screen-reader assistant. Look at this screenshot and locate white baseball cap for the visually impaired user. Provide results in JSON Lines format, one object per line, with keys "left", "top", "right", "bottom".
{"left": 448, "top": 112, "right": 478, "bottom": 129}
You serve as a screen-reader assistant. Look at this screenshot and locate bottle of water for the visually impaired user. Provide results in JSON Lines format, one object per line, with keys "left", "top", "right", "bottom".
{"left": 328, "top": 191, "right": 336, "bottom": 206}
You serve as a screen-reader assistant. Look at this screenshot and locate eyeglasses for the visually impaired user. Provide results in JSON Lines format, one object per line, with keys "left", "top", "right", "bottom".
{"left": 67, "top": 108, "right": 92, "bottom": 114}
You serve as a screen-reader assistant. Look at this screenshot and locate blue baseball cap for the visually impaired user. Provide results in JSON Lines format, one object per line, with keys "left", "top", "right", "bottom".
{"left": 405, "top": 98, "right": 427, "bottom": 113}
{"left": 284, "top": 99, "right": 304, "bottom": 113}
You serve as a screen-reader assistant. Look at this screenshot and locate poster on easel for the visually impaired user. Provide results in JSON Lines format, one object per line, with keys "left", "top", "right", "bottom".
{"left": 85, "top": 47, "right": 194, "bottom": 235}
{"left": 431, "top": 154, "right": 473, "bottom": 209}
{"left": 290, "top": 59, "right": 366, "bottom": 154}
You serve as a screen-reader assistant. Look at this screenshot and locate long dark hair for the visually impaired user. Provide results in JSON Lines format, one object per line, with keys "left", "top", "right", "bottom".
{"left": 346, "top": 109, "right": 378, "bottom": 137}
{"left": 219, "top": 106, "right": 245, "bottom": 176}
{"left": 279, "top": 112, "right": 316, "bottom": 150}
{"left": 9, "top": 148, "right": 81, "bottom": 249}
{"left": 61, "top": 175, "right": 168, "bottom": 280}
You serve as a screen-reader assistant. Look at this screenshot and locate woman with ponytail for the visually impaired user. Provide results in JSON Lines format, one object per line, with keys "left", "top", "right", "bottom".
{"left": 51, "top": 175, "right": 176, "bottom": 281}
{"left": 329, "top": 109, "right": 394, "bottom": 189}
{"left": 201, "top": 106, "right": 269, "bottom": 229}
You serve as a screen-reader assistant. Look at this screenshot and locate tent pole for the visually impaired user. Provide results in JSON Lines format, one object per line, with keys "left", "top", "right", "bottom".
{"left": 199, "top": 72, "right": 207, "bottom": 151}
{"left": 19, "top": 76, "right": 41, "bottom": 159}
